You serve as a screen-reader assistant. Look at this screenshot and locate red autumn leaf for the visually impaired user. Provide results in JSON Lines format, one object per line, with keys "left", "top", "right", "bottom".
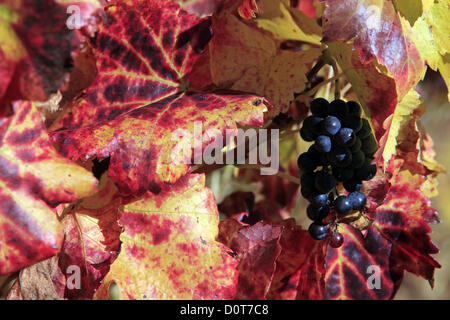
{"left": 219, "top": 219, "right": 283, "bottom": 299}
{"left": 322, "top": 0, "right": 425, "bottom": 99}
{"left": 367, "top": 169, "right": 441, "bottom": 282}
{"left": 324, "top": 224, "right": 394, "bottom": 300}
{"left": 55, "top": 0, "right": 207, "bottom": 129}
{"left": 58, "top": 177, "right": 122, "bottom": 300}
{"left": 0, "top": 0, "right": 101, "bottom": 105}
{"left": 218, "top": 191, "right": 255, "bottom": 221}
{"left": 267, "top": 219, "right": 326, "bottom": 300}
{"left": 95, "top": 174, "right": 238, "bottom": 300}
{"left": 0, "top": 101, "right": 98, "bottom": 275}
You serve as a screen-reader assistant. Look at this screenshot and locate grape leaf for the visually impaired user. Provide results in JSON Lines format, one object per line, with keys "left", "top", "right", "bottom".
{"left": 219, "top": 220, "right": 283, "bottom": 299}
{"left": 209, "top": 11, "right": 322, "bottom": 118}
{"left": 0, "top": 101, "right": 98, "bottom": 275}
{"left": 254, "top": 0, "right": 322, "bottom": 44}
{"left": 55, "top": 0, "right": 208, "bottom": 129}
{"left": 53, "top": 92, "right": 267, "bottom": 194}
{"left": 392, "top": 0, "right": 425, "bottom": 25}
{"left": 322, "top": 0, "right": 426, "bottom": 99}
{"left": 58, "top": 181, "right": 122, "bottom": 300}
{"left": 94, "top": 174, "right": 238, "bottom": 300}
{"left": 52, "top": 0, "right": 269, "bottom": 194}
{"left": 378, "top": 89, "right": 423, "bottom": 167}
{"left": 409, "top": 1, "right": 450, "bottom": 100}
{"left": 367, "top": 169, "right": 441, "bottom": 282}
{"left": 0, "top": 0, "right": 100, "bottom": 105}
{"left": 267, "top": 219, "right": 327, "bottom": 300}
{"left": 324, "top": 224, "right": 395, "bottom": 300}
{"left": 6, "top": 256, "right": 65, "bottom": 300}
{"left": 327, "top": 42, "right": 397, "bottom": 140}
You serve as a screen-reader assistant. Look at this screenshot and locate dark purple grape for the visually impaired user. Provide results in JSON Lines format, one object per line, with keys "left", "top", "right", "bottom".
{"left": 357, "top": 119, "right": 372, "bottom": 139}
{"left": 341, "top": 115, "right": 363, "bottom": 133}
{"left": 308, "top": 222, "right": 329, "bottom": 240}
{"left": 348, "top": 191, "right": 367, "bottom": 210}
{"left": 298, "top": 153, "right": 317, "bottom": 172}
{"left": 355, "top": 158, "right": 377, "bottom": 181}
{"left": 301, "top": 172, "right": 317, "bottom": 192}
{"left": 315, "top": 135, "right": 332, "bottom": 153}
{"left": 301, "top": 187, "right": 315, "bottom": 200}
{"left": 351, "top": 150, "right": 365, "bottom": 169}
{"left": 310, "top": 98, "right": 329, "bottom": 117}
{"left": 332, "top": 166, "right": 354, "bottom": 181}
{"left": 329, "top": 231, "right": 344, "bottom": 248}
{"left": 328, "top": 99, "right": 349, "bottom": 118}
{"left": 307, "top": 145, "right": 322, "bottom": 162}
{"left": 319, "top": 153, "right": 329, "bottom": 166}
{"left": 303, "top": 116, "right": 324, "bottom": 136}
{"left": 314, "top": 171, "right": 336, "bottom": 194}
{"left": 311, "top": 193, "right": 329, "bottom": 208}
{"left": 343, "top": 179, "right": 363, "bottom": 192}
{"left": 334, "top": 128, "right": 356, "bottom": 147}
{"left": 350, "top": 137, "right": 362, "bottom": 152}
{"left": 307, "top": 204, "right": 330, "bottom": 221}
{"left": 347, "top": 101, "right": 362, "bottom": 117}
{"left": 321, "top": 116, "right": 341, "bottom": 136}
{"left": 328, "top": 146, "right": 352, "bottom": 167}
{"left": 361, "top": 134, "right": 378, "bottom": 156}
{"left": 300, "top": 126, "right": 315, "bottom": 142}
{"left": 334, "top": 195, "right": 353, "bottom": 215}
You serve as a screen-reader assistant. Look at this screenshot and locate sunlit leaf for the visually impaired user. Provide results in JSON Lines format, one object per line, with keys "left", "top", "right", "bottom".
{"left": 0, "top": 101, "right": 97, "bottom": 275}
{"left": 94, "top": 174, "right": 238, "bottom": 300}
{"left": 322, "top": 0, "right": 426, "bottom": 99}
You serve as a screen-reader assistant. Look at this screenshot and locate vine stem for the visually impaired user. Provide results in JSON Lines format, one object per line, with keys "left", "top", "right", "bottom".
{"left": 330, "top": 59, "right": 340, "bottom": 100}
{"left": 302, "top": 72, "right": 344, "bottom": 97}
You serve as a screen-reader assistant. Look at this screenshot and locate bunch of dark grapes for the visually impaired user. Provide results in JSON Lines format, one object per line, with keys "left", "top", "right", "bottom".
{"left": 297, "top": 98, "right": 378, "bottom": 247}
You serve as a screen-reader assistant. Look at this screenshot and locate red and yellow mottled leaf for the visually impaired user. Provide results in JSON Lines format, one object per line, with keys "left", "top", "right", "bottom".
{"left": 324, "top": 224, "right": 394, "bottom": 300}
{"left": 94, "top": 174, "right": 238, "bottom": 300}
{"left": 58, "top": 180, "right": 122, "bottom": 299}
{"left": 56, "top": 0, "right": 207, "bottom": 130}
{"left": 0, "top": 0, "right": 100, "bottom": 104}
{"left": 51, "top": 0, "right": 268, "bottom": 194}
{"left": 219, "top": 220, "right": 283, "bottom": 299}
{"left": 0, "top": 101, "right": 97, "bottom": 275}
{"left": 53, "top": 92, "right": 267, "bottom": 194}
{"left": 327, "top": 42, "right": 397, "bottom": 140}
{"left": 322, "top": 0, "right": 426, "bottom": 99}
{"left": 378, "top": 89, "right": 423, "bottom": 167}
{"left": 368, "top": 170, "right": 441, "bottom": 282}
